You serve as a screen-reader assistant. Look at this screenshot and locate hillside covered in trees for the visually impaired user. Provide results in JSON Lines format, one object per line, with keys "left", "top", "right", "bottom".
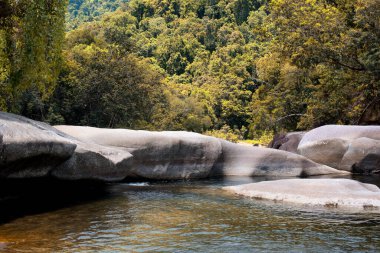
{"left": 67, "top": 0, "right": 129, "bottom": 29}
{"left": 1, "top": 0, "right": 379, "bottom": 141}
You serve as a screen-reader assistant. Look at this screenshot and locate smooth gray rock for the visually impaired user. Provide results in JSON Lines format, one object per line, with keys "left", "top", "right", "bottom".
{"left": 298, "top": 125, "right": 380, "bottom": 173}
{"left": 299, "top": 125, "right": 380, "bottom": 145}
{"left": 224, "top": 179, "right": 380, "bottom": 210}
{"left": 54, "top": 126, "right": 222, "bottom": 180}
{"left": 51, "top": 142, "right": 133, "bottom": 181}
{"left": 340, "top": 138, "right": 380, "bottom": 173}
{"left": 211, "top": 141, "right": 346, "bottom": 177}
{"left": 0, "top": 112, "right": 76, "bottom": 178}
{"left": 268, "top": 132, "right": 305, "bottom": 153}
{"left": 298, "top": 138, "right": 350, "bottom": 169}
{"left": 0, "top": 112, "right": 349, "bottom": 181}
{"left": 55, "top": 125, "right": 346, "bottom": 179}
{"left": 0, "top": 112, "right": 133, "bottom": 181}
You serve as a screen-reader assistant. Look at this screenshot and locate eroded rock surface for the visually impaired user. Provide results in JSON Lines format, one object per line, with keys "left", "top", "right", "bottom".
{"left": 51, "top": 142, "right": 133, "bottom": 181}
{"left": 0, "top": 112, "right": 76, "bottom": 178}
{"left": 0, "top": 112, "right": 133, "bottom": 181}
{"left": 0, "top": 113, "right": 347, "bottom": 181}
{"left": 55, "top": 126, "right": 345, "bottom": 179}
{"left": 212, "top": 141, "right": 346, "bottom": 177}
{"left": 54, "top": 126, "right": 223, "bottom": 179}
{"left": 224, "top": 179, "right": 380, "bottom": 210}
{"left": 298, "top": 125, "right": 380, "bottom": 173}
{"left": 268, "top": 132, "right": 305, "bottom": 153}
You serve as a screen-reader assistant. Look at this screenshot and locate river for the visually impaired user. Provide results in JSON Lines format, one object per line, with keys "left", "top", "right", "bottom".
{"left": 1, "top": 175, "right": 380, "bottom": 252}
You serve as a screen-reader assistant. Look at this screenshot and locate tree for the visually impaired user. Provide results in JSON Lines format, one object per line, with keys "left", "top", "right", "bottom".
{"left": 250, "top": 0, "right": 380, "bottom": 135}
{"left": 0, "top": 0, "right": 67, "bottom": 114}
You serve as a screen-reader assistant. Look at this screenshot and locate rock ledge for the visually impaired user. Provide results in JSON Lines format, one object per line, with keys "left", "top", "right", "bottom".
{"left": 224, "top": 179, "right": 380, "bottom": 210}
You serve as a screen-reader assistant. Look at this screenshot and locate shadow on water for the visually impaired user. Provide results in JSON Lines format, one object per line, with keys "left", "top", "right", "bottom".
{"left": 2, "top": 173, "right": 380, "bottom": 226}
{"left": 0, "top": 176, "right": 380, "bottom": 252}
{"left": 0, "top": 178, "right": 110, "bottom": 225}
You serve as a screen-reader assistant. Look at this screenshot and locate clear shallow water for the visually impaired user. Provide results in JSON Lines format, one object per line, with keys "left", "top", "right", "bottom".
{"left": 1, "top": 176, "right": 380, "bottom": 252}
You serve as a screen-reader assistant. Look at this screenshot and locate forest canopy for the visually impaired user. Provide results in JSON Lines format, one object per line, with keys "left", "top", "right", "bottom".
{"left": 1, "top": 0, "right": 379, "bottom": 140}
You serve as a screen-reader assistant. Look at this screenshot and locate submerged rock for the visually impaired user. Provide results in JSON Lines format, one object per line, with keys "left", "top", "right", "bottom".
{"left": 298, "top": 125, "right": 380, "bottom": 173}
{"left": 224, "top": 179, "right": 380, "bottom": 210}
{"left": 55, "top": 125, "right": 345, "bottom": 179}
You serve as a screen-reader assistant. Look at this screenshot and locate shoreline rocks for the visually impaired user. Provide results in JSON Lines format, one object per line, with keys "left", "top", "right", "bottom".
{"left": 0, "top": 112, "right": 133, "bottom": 181}
{"left": 297, "top": 125, "right": 380, "bottom": 173}
{"left": 55, "top": 125, "right": 346, "bottom": 179}
{"left": 0, "top": 113, "right": 77, "bottom": 178}
{"left": 268, "top": 132, "right": 305, "bottom": 153}
{"left": 0, "top": 112, "right": 349, "bottom": 181}
{"left": 211, "top": 140, "right": 345, "bottom": 177}
{"left": 54, "top": 126, "right": 224, "bottom": 180}
{"left": 268, "top": 125, "right": 380, "bottom": 174}
{"left": 224, "top": 179, "right": 380, "bottom": 210}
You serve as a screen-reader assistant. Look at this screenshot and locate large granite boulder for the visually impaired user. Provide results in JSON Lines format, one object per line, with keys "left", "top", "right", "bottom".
{"left": 268, "top": 132, "right": 305, "bottom": 153}
{"left": 224, "top": 179, "right": 380, "bottom": 210}
{"left": 0, "top": 112, "right": 348, "bottom": 181}
{"left": 0, "top": 112, "right": 133, "bottom": 181}
{"left": 0, "top": 112, "right": 76, "bottom": 178}
{"left": 298, "top": 125, "right": 380, "bottom": 173}
{"left": 211, "top": 141, "right": 346, "bottom": 177}
{"left": 55, "top": 125, "right": 346, "bottom": 179}
{"left": 54, "top": 126, "right": 222, "bottom": 180}
{"left": 51, "top": 142, "right": 133, "bottom": 181}
{"left": 339, "top": 138, "right": 380, "bottom": 174}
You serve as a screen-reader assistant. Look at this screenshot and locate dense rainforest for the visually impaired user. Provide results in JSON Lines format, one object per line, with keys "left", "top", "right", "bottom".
{"left": 0, "top": 0, "right": 379, "bottom": 141}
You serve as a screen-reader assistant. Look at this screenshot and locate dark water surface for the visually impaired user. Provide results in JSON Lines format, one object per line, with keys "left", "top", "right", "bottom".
{"left": 1, "top": 176, "right": 380, "bottom": 252}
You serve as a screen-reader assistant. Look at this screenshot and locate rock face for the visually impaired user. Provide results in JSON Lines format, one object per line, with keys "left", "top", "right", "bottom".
{"left": 297, "top": 125, "right": 380, "bottom": 173}
{"left": 211, "top": 141, "right": 346, "bottom": 177}
{"left": 268, "top": 132, "right": 305, "bottom": 153}
{"left": 0, "top": 112, "right": 76, "bottom": 178}
{"left": 54, "top": 126, "right": 223, "bottom": 180}
{"left": 51, "top": 141, "right": 133, "bottom": 181}
{"left": 0, "top": 112, "right": 347, "bottom": 181}
{"left": 340, "top": 138, "right": 380, "bottom": 174}
{"left": 0, "top": 112, "right": 133, "bottom": 181}
{"left": 224, "top": 179, "right": 380, "bottom": 210}
{"left": 55, "top": 126, "right": 346, "bottom": 179}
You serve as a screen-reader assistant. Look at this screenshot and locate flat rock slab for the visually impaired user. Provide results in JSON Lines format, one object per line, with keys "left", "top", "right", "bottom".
{"left": 224, "top": 179, "right": 380, "bottom": 210}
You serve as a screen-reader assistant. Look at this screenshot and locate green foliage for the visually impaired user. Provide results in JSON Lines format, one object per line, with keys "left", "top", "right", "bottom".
{"left": 250, "top": 0, "right": 380, "bottom": 136}
{"left": 0, "top": 0, "right": 67, "bottom": 113}
{"left": 2, "top": 0, "right": 378, "bottom": 137}
{"left": 204, "top": 125, "right": 244, "bottom": 143}
{"left": 67, "top": 0, "right": 129, "bottom": 29}
{"left": 242, "top": 130, "right": 274, "bottom": 146}
{"left": 49, "top": 15, "right": 167, "bottom": 128}
{"left": 61, "top": 0, "right": 379, "bottom": 135}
